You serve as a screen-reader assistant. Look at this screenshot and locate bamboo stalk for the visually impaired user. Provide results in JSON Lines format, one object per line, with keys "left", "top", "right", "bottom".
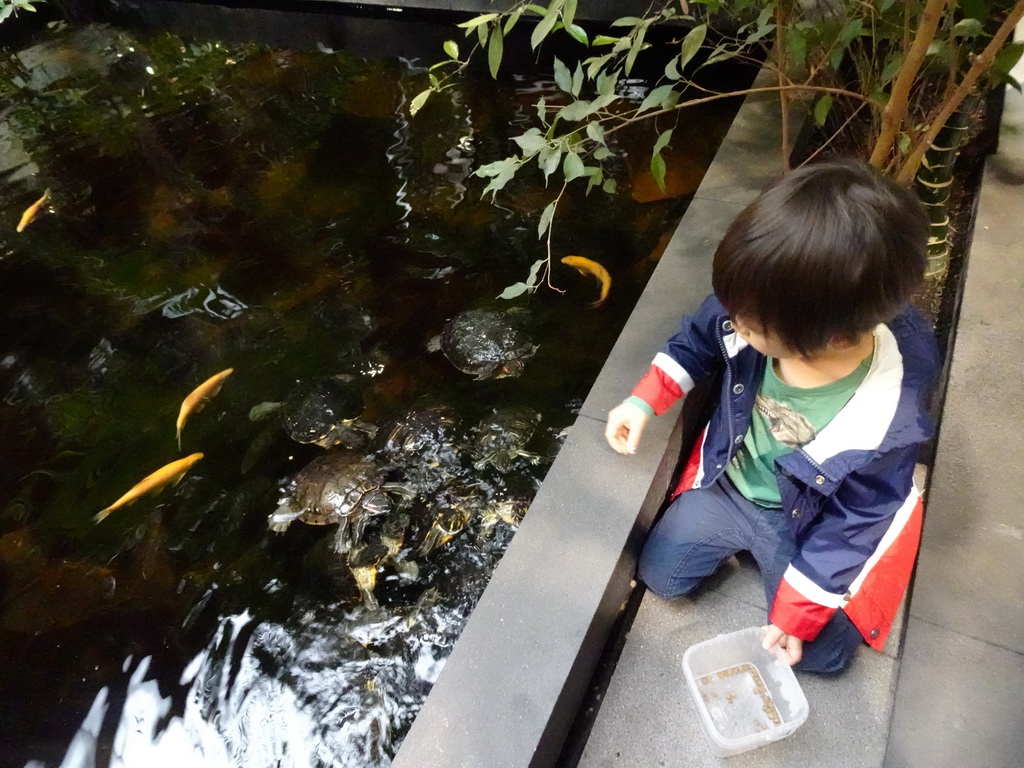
{"left": 896, "top": 0, "right": 1024, "bottom": 185}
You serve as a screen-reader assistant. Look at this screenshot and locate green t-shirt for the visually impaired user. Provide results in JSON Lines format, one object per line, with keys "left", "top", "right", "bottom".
{"left": 726, "top": 354, "right": 873, "bottom": 507}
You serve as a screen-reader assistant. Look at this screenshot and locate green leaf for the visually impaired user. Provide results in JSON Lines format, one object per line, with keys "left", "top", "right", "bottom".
{"left": 650, "top": 153, "right": 667, "bottom": 192}
{"left": 525, "top": 4, "right": 548, "bottom": 15}
{"left": 563, "top": 0, "right": 578, "bottom": 28}
{"left": 602, "top": 178, "right": 617, "bottom": 194}
{"left": 594, "top": 146, "right": 612, "bottom": 161}
{"left": 813, "top": 94, "right": 833, "bottom": 126}
{"left": 897, "top": 132, "right": 911, "bottom": 155}
{"left": 952, "top": 18, "right": 984, "bottom": 38}
{"left": 538, "top": 201, "right": 556, "bottom": 239}
{"left": 611, "top": 16, "right": 644, "bottom": 27}
{"left": 553, "top": 57, "right": 572, "bottom": 93}
{"left": 539, "top": 146, "right": 562, "bottom": 181}
{"left": 443, "top": 40, "right": 459, "bottom": 60}
{"left": 653, "top": 128, "right": 673, "bottom": 154}
{"left": 513, "top": 130, "right": 548, "bottom": 154}
{"left": 596, "top": 69, "right": 618, "bottom": 97}
{"left": 488, "top": 26, "right": 504, "bottom": 79}
{"left": 638, "top": 84, "right": 675, "bottom": 114}
{"left": 532, "top": 1, "right": 564, "bottom": 50}
{"left": 879, "top": 0, "right": 898, "bottom": 11}
{"left": 457, "top": 12, "right": 499, "bottom": 29}
{"left": 593, "top": 35, "right": 620, "bottom": 46}
{"left": 409, "top": 89, "right": 431, "bottom": 116}
{"left": 625, "top": 23, "right": 648, "bottom": 75}
{"left": 571, "top": 62, "right": 584, "bottom": 97}
{"left": 880, "top": 52, "right": 902, "bottom": 86}
{"left": 838, "top": 18, "right": 864, "bottom": 48}
{"left": 563, "top": 150, "right": 586, "bottom": 180}
{"left": 787, "top": 29, "right": 807, "bottom": 67}
{"left": 504, "top": 8, "right": 524, "bottom": 34}
{"left": 703, "top": 47, "right": 737, "bottom": 67}
{"left": 559, "top": 99, "right": 595, "bottom": 121}
{"left": 526, "top": 258, "right": 546, "bottom": 287}
{"left": 586, "top": 121, "right": 606, "bottom": 145}
{"left": 679, "top": 24, "right": 707, "bottom": 71}
{"left": 477, "top": 22, "right": 490, "bottom": 47}
{"left": 536, "top": 96, "right": 548, "bottom": 124}
{"left": 566, "top": 24, "right": 589, "bottom": 46}
{"left": 992, "top": 41, "right": 1024, "bottom": 79}
{"left": 497, "top": 282, "right": 530, "bottom": 300}
{"left": 664, "top": 56, "right": 681, "bottom": 81}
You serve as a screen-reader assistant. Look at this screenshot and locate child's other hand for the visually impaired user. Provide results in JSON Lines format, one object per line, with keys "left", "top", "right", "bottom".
{"left": 762, "top": 624, "right": 803, "bottom": 666}
{"left": 605, "top": 401, "right": 649, "bottom": 455}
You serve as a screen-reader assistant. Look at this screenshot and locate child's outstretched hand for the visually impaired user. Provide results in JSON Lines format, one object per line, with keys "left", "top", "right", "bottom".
{"left": 762, "top": 624, "right": 803, "bottom": 666}
{"left": 605, "top": 401, "right": 649, "bottom": 455}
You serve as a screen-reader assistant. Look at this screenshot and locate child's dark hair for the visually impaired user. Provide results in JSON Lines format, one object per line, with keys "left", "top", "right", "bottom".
{"left": 712, "top": 158, "right": 927, "bottom": 356}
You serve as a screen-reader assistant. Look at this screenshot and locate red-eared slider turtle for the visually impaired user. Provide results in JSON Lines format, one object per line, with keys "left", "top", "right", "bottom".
{"left": 418, "top": 487, "right": 488, "bottom": 556}
{"left": 347, "top": 512, "right": 417, "bottom": 608}
{"left": 427, "top": 309, "right": 537, "bottom": 380}
{"left": 471, "top": 406, "right": 543, "bottom": 473}
{"left": 268, "top": 453, "right": 399, "bottom": 554}
{"left": 378, "top": 405, "right": 465, "bottom": 495}
{"left": 282, "top": 377, "right": 376, "bottom": 449}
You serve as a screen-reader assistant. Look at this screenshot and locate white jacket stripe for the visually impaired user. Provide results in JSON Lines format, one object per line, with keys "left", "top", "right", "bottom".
{"left": 653, "top": 352, "right": 695, "bottom": 393}
{"left": 846, "top": 486, "right": 920, "bottom": 597}
{"left": 804, "top": 324, "right": 903, "bottom": 464}
{"left": 782, "top": 564, "right": 847, "bottom": 609}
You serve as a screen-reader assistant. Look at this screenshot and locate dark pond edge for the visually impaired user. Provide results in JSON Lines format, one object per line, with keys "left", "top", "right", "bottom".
{"left": 392, "top": 64, "right": 806, "bottom": 768}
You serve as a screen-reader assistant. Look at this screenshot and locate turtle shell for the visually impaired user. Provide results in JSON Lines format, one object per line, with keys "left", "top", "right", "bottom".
{"left": 282, "top": 378, "right": 365, "bottom": 448}
{"left": 437, "top": 309, "right": 537, "bottom": 380}
{"left": 472, "top": 406, "right": 541, "bottom": 472}
{"left": 291, "top": 453, "right": 389, "bottom": 526}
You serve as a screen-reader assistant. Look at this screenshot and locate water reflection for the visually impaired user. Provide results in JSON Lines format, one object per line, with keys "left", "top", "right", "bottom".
{"left": 0, "top": 15, "right": 743, "bottom": 767}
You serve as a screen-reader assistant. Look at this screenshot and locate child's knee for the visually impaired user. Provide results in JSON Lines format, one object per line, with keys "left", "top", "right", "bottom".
{"left": 637, "top": 548, "right": 697, "bottom": 600}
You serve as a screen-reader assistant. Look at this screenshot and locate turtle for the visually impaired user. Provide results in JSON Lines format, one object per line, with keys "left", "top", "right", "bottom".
{"left": 427, "top": 309, "right": 537, "bottom": 380}
{"left": 417, "top": 486, "right": 489, "bottom": 556}
{"left": 378, "top": 405, "right": 465, "bottom": 496}
{"left": 346, "top": 512, "right": 418, "bottom": 608}
{"left": 281, "top": 377, "right": 376, "bottom": 449}
{"left": 471, "top": 406, "right": 544, "bottom": 473}
{"left": 267, "top": 453, "right": 408, "bottom": 554}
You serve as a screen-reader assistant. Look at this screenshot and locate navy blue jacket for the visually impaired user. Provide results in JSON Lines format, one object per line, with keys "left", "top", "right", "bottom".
{"left": 632, "top": 295, "right": 940, "bottom": 648}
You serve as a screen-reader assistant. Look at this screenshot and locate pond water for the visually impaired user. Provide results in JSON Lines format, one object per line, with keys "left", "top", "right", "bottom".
{"left": 0, "top": 14, "right": 743, "bottom": 767}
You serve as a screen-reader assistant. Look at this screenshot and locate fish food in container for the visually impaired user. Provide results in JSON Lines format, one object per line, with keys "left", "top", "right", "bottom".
{"left": 682, "top": 626, "right": 809, "bottom": 757}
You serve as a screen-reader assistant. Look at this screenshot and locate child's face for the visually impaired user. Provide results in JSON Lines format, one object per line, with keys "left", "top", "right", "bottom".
{"left": 731, "top": 317, "right": 802, "bottom": 359}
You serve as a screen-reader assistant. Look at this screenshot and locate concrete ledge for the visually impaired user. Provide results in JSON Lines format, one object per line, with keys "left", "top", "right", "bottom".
{"left": 394, "top": 65, "right": 794, "bottom": 768}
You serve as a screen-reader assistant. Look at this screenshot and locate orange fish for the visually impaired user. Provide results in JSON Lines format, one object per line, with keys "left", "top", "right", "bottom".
{"left": 561, "top": 255, "right": 612, "bottom": 306}
{"left": 176, "top": 368, "right": 233, "bottom": 449}
{"left": 95, "top": 453, "right": 204, "bottom": 522}
{"left": 16, "top": 189, "right": 50, "bottom": 233}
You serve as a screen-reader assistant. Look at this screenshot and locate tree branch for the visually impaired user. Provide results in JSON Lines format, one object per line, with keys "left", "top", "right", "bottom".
{"left": 895, "top": 0, "right": 1024, "bottom": 184}
{"left": 868, "top": 0, "right": 949, "bottom": 168}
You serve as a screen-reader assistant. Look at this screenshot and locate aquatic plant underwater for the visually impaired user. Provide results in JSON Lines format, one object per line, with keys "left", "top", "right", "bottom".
{"left": 0, "top": 18, "right": 736, "bottom": 767}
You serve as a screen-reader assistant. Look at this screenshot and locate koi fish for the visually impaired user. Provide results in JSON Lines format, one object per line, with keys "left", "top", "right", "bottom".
{"left": 561, "top": 255, "right": 611, "bottom": 306}
{"left": 95, "top": 453, "right": 204, "bottom": 522}
{"left": 175, "top": 368, "right": 233, "bottom": 449}
{"left": 17, "top": 189, "right": 50, "bottom": 233}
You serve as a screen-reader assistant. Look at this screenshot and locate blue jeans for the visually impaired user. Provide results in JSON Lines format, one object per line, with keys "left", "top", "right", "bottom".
{"left": 638, "top": 475, "right": 863, "bottom": 675}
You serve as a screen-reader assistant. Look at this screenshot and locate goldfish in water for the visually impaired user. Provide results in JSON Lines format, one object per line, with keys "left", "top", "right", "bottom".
{"left": 561, "top": 255, "right": 611, "bottom": 306}
{"left": 175, "top": 368, "right": 233, "bottom": 449}
{"left": 95, "top": 453, "right": 204, "bottom": 522}
{"left": 17, "top": 189, "right": 50, "bottom": 233}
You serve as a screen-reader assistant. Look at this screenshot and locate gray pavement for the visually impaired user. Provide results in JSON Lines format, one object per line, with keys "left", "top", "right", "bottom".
{"left": 579, "top": 28, "right": 1024, "bottom": 768}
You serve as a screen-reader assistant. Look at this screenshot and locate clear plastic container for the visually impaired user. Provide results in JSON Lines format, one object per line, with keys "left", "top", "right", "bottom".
{"left": 682, "top": 626, "right": 809, "bottom": 757}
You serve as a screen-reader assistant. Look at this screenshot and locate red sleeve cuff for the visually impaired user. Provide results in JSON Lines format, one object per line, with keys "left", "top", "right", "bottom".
{"left": 769, "top": 578, "right": 837, "bottom": 642}
{"left": 631, "top": 366, "right": 684, "bottom": 416}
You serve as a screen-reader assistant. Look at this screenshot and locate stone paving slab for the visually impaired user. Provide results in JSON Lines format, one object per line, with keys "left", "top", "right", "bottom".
{"left": 884, "top": 25, "right": 1024, "bottom": 766}
{"left": 885, "top": 618, "right": 1024, "bottom": 768}
{"left": 578, "top": 585, "right": 898, "bottom": 768}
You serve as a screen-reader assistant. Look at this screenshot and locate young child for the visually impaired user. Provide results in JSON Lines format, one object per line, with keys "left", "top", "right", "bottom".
{"left": 606, "top": 159, "right": 940, "bottom": 674}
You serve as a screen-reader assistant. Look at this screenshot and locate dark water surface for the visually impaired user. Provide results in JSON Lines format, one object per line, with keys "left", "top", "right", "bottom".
{"left": 0, "top": 16, "right": 743, "bottom": 767}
